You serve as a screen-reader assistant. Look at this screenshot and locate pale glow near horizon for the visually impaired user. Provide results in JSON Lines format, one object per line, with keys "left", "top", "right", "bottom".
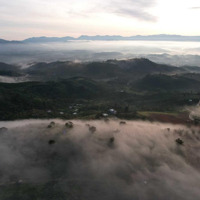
{"left": 0, "top": 0, "right": 200, "bottom": 40}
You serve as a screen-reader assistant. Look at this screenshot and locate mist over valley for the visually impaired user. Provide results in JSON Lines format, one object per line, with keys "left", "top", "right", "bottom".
{"left": 1, "top": 40, "right": 200, "bottom": 67}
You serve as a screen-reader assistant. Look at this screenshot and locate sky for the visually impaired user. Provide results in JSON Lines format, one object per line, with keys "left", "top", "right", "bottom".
{"left": 0, "top": 0, "right": 200, "bottom": 40}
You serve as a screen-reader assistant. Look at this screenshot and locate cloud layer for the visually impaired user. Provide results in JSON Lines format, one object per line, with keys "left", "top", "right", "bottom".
{"left": 0, "top": 0, "right": 156, "bottom": 22}
{"left": 0, "top": 0, "right": 157, "bottom": 39}
{"left": 0, "top": 119, "right": 200, "bottom": 199}
{"left": 1, "top": 0, "right": 200, "bottom": 39}
{"left": 107, "top": 0, "right": 156, "bottom": 21}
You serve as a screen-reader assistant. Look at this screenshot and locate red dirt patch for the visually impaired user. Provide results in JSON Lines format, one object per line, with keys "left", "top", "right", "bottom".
{"left": 148, "top": 112, "right": 191, "bottom": 125}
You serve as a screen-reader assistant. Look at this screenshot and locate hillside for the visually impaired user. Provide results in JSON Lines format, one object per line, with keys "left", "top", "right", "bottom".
{"left": 23, "top": 58, "right": 185, "bottom": 81}
{"left": 134, "top": 74, "right": 200, "bottom": 91}
{"left": 0, "top": 39, "right": 22, "bottom": 44}
{"left": 0, "top": 77, "right": 109, "bottom": 120}
{"left": 0, "top": 63, "right": 22, "bottom": 76}
{"left": 0, "top": 58, "right": 200, "bottom": 120}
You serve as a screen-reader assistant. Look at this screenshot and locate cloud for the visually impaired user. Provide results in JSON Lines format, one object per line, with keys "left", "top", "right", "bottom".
{"left": 0, "top": 119, "right": 200, "bottom": 199}
{"left": 0, "top": 0, "right": 157, "bottom": 39}
{"left": 116, "top": 8, "right": 157, "bottom": 22}
{"left": 0, "top": 0, "right": 157, "bottom": 23}
{"left": 86, "top": 0, "right": 157, "bottom": 22}
{"left": 190, "top": 7, "right": 200, "bottom": 9}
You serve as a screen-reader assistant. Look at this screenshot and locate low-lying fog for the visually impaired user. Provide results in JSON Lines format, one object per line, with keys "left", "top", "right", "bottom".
{"left": 0, "top": 119, "right": 200, "bottom": 199}
{"left": 1, "top": 40, "right": 200, "bottom": 67}
{"left": 0, "top": 75, "right": 30, "bottom": 83}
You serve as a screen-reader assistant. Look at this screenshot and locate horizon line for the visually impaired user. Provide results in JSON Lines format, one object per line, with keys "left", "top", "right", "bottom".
{"left": 1, "top": 34, "right": 200, "bottom": 42}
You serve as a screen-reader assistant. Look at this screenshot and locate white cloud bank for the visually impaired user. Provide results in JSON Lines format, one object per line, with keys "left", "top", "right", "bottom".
{"left": 0, "top": 119, "right": 200, "bottom": 199}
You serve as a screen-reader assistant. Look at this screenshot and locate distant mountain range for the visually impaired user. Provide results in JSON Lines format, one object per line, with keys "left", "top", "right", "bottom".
{"left": 0, "top": 39, "right": 22, "bottom": 44}
{"left": 1, "top": 34, "right": 200, "bottom": 43}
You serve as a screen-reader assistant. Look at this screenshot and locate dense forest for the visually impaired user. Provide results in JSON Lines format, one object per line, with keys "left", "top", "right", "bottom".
{"left": 0, "top": 58, "right": 200, "bottom": 121}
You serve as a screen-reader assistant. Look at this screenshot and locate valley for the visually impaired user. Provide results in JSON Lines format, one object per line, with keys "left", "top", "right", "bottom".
{"left": 0, "top": 58, "right": 199, "bottom": 124}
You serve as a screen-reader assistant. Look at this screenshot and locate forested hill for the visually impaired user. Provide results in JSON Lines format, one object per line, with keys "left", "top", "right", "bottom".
{"left": 0, "top": 58, "right": 200, "bottom": 121}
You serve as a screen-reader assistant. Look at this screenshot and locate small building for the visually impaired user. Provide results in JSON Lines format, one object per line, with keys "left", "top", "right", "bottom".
{"left": 108, "top": 109, "right": 117, "bottom": 115}
{"left": 102, "top": 113, "right": 108, "bottom": 117}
